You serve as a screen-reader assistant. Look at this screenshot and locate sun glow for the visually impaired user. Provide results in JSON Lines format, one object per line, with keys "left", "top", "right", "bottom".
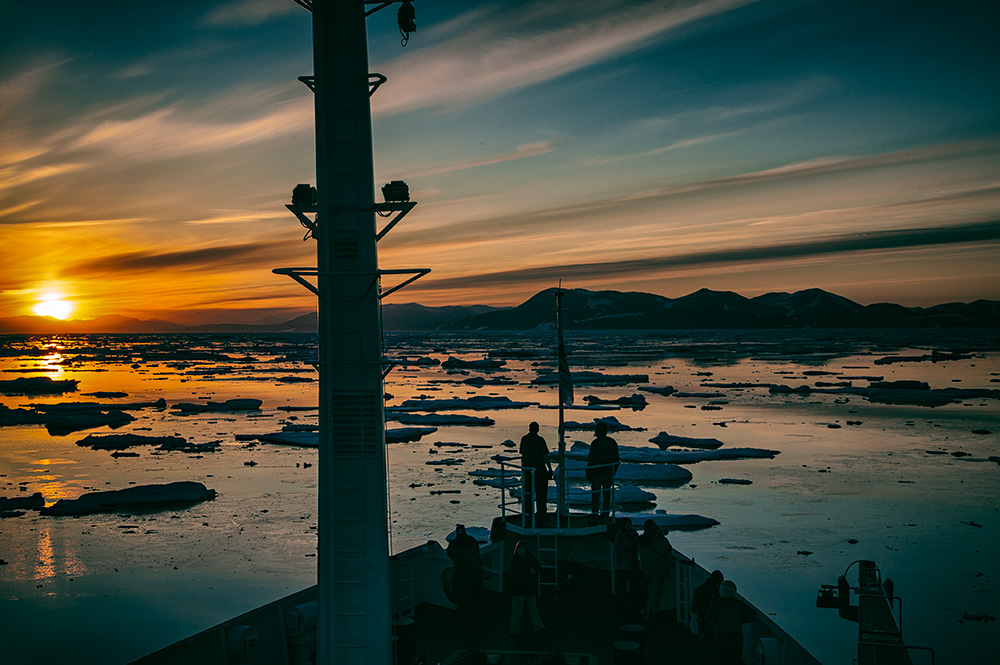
{"left": 32, "top": 297, "right": 75, "bottom": 319}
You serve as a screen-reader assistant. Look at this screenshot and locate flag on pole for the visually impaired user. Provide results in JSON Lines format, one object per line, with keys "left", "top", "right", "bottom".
{"left": 558, "top": 335, "right": 573, "bottom": 406}
{"left": 556, "top": 289, "right": 573, "bottom": 406}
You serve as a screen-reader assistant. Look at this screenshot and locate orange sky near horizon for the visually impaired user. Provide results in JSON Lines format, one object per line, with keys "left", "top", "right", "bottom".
{"left": 2, "top": 1, "right": 998, "bottom": 324}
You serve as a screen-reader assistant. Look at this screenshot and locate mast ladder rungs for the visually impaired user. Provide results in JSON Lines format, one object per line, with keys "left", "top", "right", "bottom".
{"left": 536, "top": 533, "right": 560, "bottom": 591}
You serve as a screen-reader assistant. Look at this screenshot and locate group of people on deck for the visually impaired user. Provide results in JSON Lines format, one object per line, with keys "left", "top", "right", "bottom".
{"left": 438, "top": 422, "right": 754, "bottom": 661}
{"left": 447, "top": 522, "right": 753, "bottom": 664}
{"left": 693, "top": 570, "right": 757, "bottom": 664}
{"left": 446, "top": 524, "right": 546, "bottom": 639}
{"left": 519, "top": 419, "right": 620, "bottom": 525}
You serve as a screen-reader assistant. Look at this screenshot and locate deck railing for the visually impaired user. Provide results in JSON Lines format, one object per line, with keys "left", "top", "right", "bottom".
{"left": 493, "top": 454, "right": 619, "bottom": 528}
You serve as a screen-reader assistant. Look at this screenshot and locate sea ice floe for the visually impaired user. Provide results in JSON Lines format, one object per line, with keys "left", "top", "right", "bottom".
{"left": 155, "top": 440, "right": 221, "bottom": 453}
{"left": 468, "top": 467, "right": 519, "bottom": 478}
{"left": 2, "top": 399, "right": 165, "bottom": 435}
{"left": 558, "top": 458, "right": 692, "bottom": 485}
{"left": 0, "top": 376, "right": 78, "bottom": 395}
{"left": 569, "top": 441, "right": 778, "bottom": 464}
{"left": 45, "top": 410, "right": 136, "bottom": 436}
{"left": 28, "top": 398, "right": 167, "bottom": 412}
{"left": 583, "top": 393, "right": 647, "bottom": 410}
{"left": 441, "top": 356, "right": 506, "bottom": 370}
{"left": 0, "top": 492, "right": 44, "bottom": 511}
{"left": 281, "top": 424, "right": 319, "bottom": 432}
{"left": 769, "top": 381, "right": 1000, "bottom": 407}
{"left": 171, "top": 398, "right": 263, "bottom": 412}
{"left": 39, "top": 481, "right": 217, "bottom": 516}
{"left": 533, "top": 370, "right": 649, "bottom": 386}
{"left": 461, "top": 376, "right": 518, "bottom": 386}
{"left": 621, "top": 511, "right": 720, "bottom": 530}
{"left": 425, "top": 458, "right": 464, "bottom": 466}
{"left": 649, "top": 432, "right": 724, "bottom": 450}
{"left": 251, "top": 426, "right": 439, "bottom": 446}
{"left": 387, "top": 412, "right": 495, "bottom": 426}
{"left": 563, "top": 415, "right": 645, "bottom": 432}
{"left": 509, "top": 483, "right": 656, "bottom": 507}
{"left": 392, "top": 396, "right": 536, "bottom": 411}
{"left": 76, "top": 433, "right": 188, "bottom": 450}
{"left": 638, "top": 385, "right": 677, "bottom": 396}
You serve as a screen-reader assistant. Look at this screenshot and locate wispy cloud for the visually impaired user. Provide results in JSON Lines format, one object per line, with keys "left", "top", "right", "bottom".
{"left": 0, "top": 163, "right": 87, "bottom": 194}
{"left": 384, "top": 139, "right": 1000, "bottom": 250}
{"left": 201, "top": 0, "right": 299, "bottom": 27}
{"left": 68, "top": 97, "right": 312, "bottom": 160}
{"left": 402, "top": 140, "right": 558, "bottom": 178}
{"left": 608, "top": 138, "right": 1000, "bottom": 200}
{"left": 373, "top": 0, "right": 756, "bottom": 116}
{"left": 182, "top": 210, "right": 290, "bottom": 225}
{"left": 67, "top": 240, "right": 296, "bottom": 276}
{"left": 583, "top": 132, "right": 734, "bottom": 166}
{"left": 413, "top": 220, "right": 1000, "bottom": 290}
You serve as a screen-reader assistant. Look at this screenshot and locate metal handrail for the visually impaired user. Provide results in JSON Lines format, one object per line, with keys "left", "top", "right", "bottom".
{"left": 495, "top": 455, "right": 620, "bottom": 528}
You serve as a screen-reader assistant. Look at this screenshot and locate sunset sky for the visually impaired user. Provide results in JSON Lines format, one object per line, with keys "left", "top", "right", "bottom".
{"left": 2, "top": 0, "right": 998, "bottom": 323}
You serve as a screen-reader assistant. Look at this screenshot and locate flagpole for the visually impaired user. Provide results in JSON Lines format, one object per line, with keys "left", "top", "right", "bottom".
{"left": 555, "top": 287, "right": 571, "bottom": 523}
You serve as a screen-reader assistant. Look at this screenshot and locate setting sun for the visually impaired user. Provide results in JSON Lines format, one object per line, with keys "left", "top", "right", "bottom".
{"left": 32, "top": 298, "right": 75, "bottom": 320}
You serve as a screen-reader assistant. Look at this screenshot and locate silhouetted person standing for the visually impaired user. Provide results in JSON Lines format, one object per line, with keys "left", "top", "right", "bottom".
{"left": 639, "top": 519, "right": 673, "bottom": 622}
{"left": 447, "top": 524, "right": 484, "bottom": 621}
{"left": 704, "top": 580, "right": 756, "bottom": 665}
{"left": 519, "top": 421, "right": 552, "bottom": 525}
{"left": 692, "top": 570, "right": 723, "bottom": 664}
{"left": 586, "top": 421, "right": 619, "bottom": 519}
{"left": 507, "top": 541, "right": 546, "bottom": 637}
{"left": 613, "top": 517, "right": 641, "bottom": 618}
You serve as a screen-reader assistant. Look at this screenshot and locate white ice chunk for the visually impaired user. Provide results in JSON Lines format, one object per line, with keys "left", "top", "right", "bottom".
{"left": 559, "top": 458, "right": 692, "bottom": 485}
{"left": 649, "top": 432, "right": 724, "bottom": 450}
{"left": 570, "top": 441, "right": 778, "bottom": 463}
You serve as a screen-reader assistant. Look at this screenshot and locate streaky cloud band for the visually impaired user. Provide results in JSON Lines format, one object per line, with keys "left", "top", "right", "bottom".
{"left": 414, "top": 219, "right": 1000, "bottom": 290}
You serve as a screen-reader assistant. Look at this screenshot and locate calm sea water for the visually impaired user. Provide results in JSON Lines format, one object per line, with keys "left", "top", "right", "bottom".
{"left": 1, "top": 330, "right": 997, "bottom": 664}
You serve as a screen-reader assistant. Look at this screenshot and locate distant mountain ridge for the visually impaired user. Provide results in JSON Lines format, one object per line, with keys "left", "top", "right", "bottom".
{"left": 444, "top": 287, "right": 1000, "bottom": 330}
{"left": 1, "top": 288, "right": 996, "bottom": 333}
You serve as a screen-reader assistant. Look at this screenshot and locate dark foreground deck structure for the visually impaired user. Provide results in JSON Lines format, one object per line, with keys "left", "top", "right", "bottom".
{"left": 133, "top": 515, "right": 822, "bottom": 665}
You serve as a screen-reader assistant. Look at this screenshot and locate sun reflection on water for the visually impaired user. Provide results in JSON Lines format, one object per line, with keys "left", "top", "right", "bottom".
{"left": 42, "top": 351, "right": 65, "bottom": 372}
{"left": 32, "top": 526, "right": 88, "bottom": 582}
{"left": 32, "top": 477, "right": 85, "bottom": 502}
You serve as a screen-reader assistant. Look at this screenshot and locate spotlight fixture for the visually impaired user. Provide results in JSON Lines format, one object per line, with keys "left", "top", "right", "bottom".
{"left": 381, "top": 180, "right": 410, "bottom": 203}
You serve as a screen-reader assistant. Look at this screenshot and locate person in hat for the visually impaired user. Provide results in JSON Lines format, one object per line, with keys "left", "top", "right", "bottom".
{"left": 639, "top": 519, "right": 673, "bottom": 622}
{"left": 692, "top": 570, "right": 724, "bottom": 664}
{"left": 703, "top": 579, "right": 756, "bottom": 664}
{"left": 507, "top": 541, "right": 546, "bottom": 637}
{"left": 447, "top": 524, "right": 484, "bottom": 619}
{"left": 613, "top": 516, "right": 641, "bottom": 618}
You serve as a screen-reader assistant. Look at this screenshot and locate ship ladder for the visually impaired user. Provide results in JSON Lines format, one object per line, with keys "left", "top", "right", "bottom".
{"left": 535, "top": 532, "right": 559, "bottom": 597}
{"left": 394, "top": 553, "right": 416, "bottom": 622}
{"left": 675, "top": 558, "right": 695, "bottom": 632}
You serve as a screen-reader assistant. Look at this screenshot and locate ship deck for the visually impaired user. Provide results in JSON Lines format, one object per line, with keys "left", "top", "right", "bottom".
{"left": 407, "top": 568, "right": 699, "bottom": 664}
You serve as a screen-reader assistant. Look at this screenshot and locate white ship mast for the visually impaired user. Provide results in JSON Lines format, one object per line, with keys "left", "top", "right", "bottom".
{"left": 275, "top": 1, "right": 423, "bottom": 662}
